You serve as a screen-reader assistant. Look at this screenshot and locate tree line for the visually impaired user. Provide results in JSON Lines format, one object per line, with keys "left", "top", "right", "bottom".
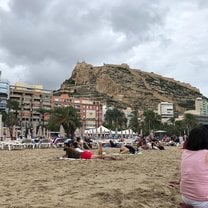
{"left": 1, "top": 99, "right": 199, "bottom": 139}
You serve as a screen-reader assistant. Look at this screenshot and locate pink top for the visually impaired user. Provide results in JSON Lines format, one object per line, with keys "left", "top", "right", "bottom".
{"left": 180, "top": 149, "right": 208, "bottom": 201}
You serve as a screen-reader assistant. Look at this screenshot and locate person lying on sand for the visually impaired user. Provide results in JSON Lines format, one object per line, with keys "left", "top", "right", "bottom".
{"left": 150, "top": 138, "right": 165, "bottom": 150}
{"left": 63, "top": 141, "right": 117, "bottom": 160}
{"left": 120, "top": 144, "right": 137, "bottom": 154}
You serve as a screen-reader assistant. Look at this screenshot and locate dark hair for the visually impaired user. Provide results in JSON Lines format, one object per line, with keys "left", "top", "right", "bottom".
{"left": 76, "top": 137, "right": 81, "bottom": 142}
{"left": 72, "top": 141, "right": 79, "bottom": 148}
{"left": 184, "top": 127, "right": 208, "bottom": 150}
{"left": 64, "top": 142, "right": 70, "bottom": 147}
{"left": 203, "top": 125, "right": 208, "bottom": 131}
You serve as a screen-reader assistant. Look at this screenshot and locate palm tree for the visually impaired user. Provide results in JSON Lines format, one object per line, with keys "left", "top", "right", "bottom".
{"left": 143, "top": 109, "right": 162, "bottom": 135}
{"left": 48, "top": 106, "right": 82, "bottom": 139}
{"left": 183, "top": 113, "right": 198, "bottom": 135}
{"left": 128, "top": 110, "right": 140, "bottom": 133}
{"left": 174, "top": 120, "right": 185, "bottom": 136}
{"left": 36, "top": 108, "right": 50, "bottom": 132}
{"left": 7, "top": 99, "right": 20, "bottom": 122}
{"left": 103, "top": 108, "right": 127, "bottom": 130}
{"left": 5, "top": 99, "right": 20, "bottom": 139}
{"left": 4, "top": 112, "right": 17, "bottom": 139}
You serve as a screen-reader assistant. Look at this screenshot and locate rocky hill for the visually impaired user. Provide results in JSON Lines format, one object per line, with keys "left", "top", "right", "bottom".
{"left": 55, "top": 62, "right": 203, "bottom": 113}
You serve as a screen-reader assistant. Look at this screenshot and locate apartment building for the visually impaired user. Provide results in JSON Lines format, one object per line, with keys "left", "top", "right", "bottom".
{"left": 52, "top": 93, "right": 102, "bottom": 129}
{"left": 179, "top": 97, "right": 208, "bottom": 125}
{"left": 0, "top": 72, "right": 10, "bottom": 112}
{"left": 10, "top": 83, "right": 52, "bottom": 128}
{"left": 195, "top": 97, "right": 208, "bottom": 115}
{"left": 158, "top": 102, "right": 174, "bottom": 123}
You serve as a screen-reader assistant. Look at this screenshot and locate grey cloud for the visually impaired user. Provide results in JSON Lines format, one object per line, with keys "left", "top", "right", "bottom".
{"left": 0, "top": 0, "right": 167, "bottom": 65}
{"left": 25, "top": 59, "right": 71, "bottom": 90}
{"left": 0, "top": 0, "right": 121, "bottom": 63}
{"left": 9, "top": 0, "right": 50, "bottom": 17}
{"left": 0, "top": 0, "right": 208, "bottom": 96}
{"left": 109, "top": 1, "right": 166, "bottom": 41}
{"left": 197, "top": 0, "right": 208, "bottom": 9}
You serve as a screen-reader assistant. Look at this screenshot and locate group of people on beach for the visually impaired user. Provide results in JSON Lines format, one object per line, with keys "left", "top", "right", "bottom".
{"left": 62, "top": 133, "right": 166, "bottom": 161}
{"left": 104, "top": 136, "right": 166, "bottom": 151}
{"left": 62, "top": 136, "right": 146, "bottom": 160}
{"left": 63, "top": 137, "right": 117, "bottom": 160}
{"left": 61, "top": 125, "right": 208, "bottom": 207}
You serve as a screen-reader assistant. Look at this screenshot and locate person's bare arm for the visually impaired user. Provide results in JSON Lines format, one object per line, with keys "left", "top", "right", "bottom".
{"left": 120, "top": 147, "right": 129, "bottom": 154}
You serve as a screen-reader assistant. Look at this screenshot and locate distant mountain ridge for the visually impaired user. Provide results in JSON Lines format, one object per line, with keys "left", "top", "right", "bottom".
{"left": 55, "top": 62, "right": 203, "bottom": 113}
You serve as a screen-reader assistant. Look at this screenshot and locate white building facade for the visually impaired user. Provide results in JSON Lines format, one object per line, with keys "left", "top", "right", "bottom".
{"left": 158, "top": 102, "right": 174, "bottom": 123}
{"left": 0, "top": 71, "right": 10, "bottom": 112}
{"left": 195, "top": 97, "right": 208, "bottom": 115}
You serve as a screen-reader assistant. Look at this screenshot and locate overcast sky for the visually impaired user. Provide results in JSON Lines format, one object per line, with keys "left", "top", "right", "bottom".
{"left": 0, "top": 0, "right": 208, "bottom": 96}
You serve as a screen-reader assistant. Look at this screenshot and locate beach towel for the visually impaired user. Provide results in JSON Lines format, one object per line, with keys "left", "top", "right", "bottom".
{"left": 59, "top": 157, "right": 82, "bottom": 160}
{"left": 112, "top": 152, "right": 141, "bottom": 156}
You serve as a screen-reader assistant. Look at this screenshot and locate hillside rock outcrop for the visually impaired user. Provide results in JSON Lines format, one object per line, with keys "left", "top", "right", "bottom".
{"left": 56, "top": 62, "right": 203, "bottom": 113}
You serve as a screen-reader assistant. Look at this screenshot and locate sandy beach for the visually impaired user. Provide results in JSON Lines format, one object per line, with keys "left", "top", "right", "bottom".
{"left": 0, "top": 146, "right": 182, "bottom": 208}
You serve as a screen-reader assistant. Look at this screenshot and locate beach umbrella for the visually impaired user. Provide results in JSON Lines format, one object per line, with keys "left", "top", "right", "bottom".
{"left": 140, "top": 129, "right": 143, "bottom": 136}
{"left": 32, "top": 123, "right": 37, "bottom": 137}
{"left": 124, "top": 129, "right": 127, "bottom": 138}
{"left": 12, "top": 125, "right": 18, "bottom": 139}
{"left": 59, "top": 125, "right": 65, "bottom": 138}
{"left": 154, "top": 130, "right": 166, "bottom": 133}
{"left": 109, "top": 129, "right": 112, "bottom": 138}
{"left": 99, "top": 126, "right": 102, "bottom": 139}
{"left": 74, "top": 128, "right": 80, "bottom": 137}
{"left": 100, "top": 126, "right": 102, "bottom": 134}
{"left": 0, "top": 125, "right": 2, "bottom": 140}
{"left": 20, "top": 127, "right": 24, "bottom": 138}
{"left": 154, "top": 130, "right": 166, "bottom": 140}
{"left": 95, "top": 127, "right": 98, "bottom": 139}
{"left": 121, "top": 130, "right": 124, "bottom": 138}
{"left": 27, "top": 127, "right": 31, "bottom": 139}
{"left": 37, "top": 126, "right": 43, "bottom": 137}
{"left": 127, "top": 129, "right": 130, "bottom": 138}
{"left": 0, "top": 114, "right": 2, "bottom": 140}
{"left": 91, "top": 128, "right": 95, "bottom": 137}
{"left": 6, "top": 127, "right": 10, "bottom": 139}
{"left": 1, "top": 127, "right": 4, "bottom": 139}
{"left": 46, "top": 129, "right": 49, "bottom": 138}
{"left": 115, "top": 127, "right": 118, "bottom": 138}
{"left": 43, "top": 127, "right": 46, "bottom": 137}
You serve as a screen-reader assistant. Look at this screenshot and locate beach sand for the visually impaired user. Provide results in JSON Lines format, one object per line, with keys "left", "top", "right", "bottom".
{"left": 0, "top": 146, "right": 182, "bottom": 208}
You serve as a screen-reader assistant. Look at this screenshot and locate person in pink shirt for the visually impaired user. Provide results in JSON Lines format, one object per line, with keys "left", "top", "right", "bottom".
{"left": 180, "top": 126, "right": 208, "bottom": 208}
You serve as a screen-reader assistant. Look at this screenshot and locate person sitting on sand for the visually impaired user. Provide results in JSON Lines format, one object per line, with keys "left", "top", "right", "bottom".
{"left": 150, "top": 138, "right": 165, "bottom": 150}
{"left": 73, "top": 141, "right": 84, "bottom": 153}
{"left": 180, "top": 126, "right": 208, "bottom": 207}
{"left": 83, "top": 137, "right": 93, "bottom": 149}
{"left": 75, "top": 137, "right": 92, "bottom": 150}
{"left": 109, "top": 139, "right": 117, "bottom": 148}
{"left": 76, "top": 137, "right": 84, "bottom": 149}
{"left": 63, "top": 141, "right": 116, "bottom": 160}
{"left": 77, "top": 137, "right": 92, "bottom": 149}
{"left": 137, "top": 138, "right": 150, "bottom": 150}
{"left": 63, "top": 142, "right": 81, "bottom": 159}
